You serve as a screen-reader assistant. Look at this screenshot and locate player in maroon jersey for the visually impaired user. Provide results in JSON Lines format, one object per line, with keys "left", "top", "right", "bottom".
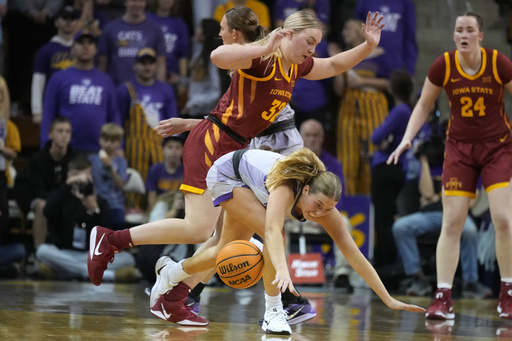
{"left": 87, "top": 10, "right": 384, "bottom": 326}
{"left": 388, "top": 12, "right": 512, "bottom": 320}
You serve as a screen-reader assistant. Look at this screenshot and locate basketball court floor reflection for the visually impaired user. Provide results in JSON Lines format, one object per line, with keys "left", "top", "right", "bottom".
{"left": 0, "top": 279, "right": 510, "bottom": 340}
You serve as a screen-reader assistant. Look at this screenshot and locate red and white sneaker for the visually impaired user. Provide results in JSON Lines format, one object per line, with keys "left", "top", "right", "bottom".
{"left": 88, "top": 226, "right": 119, "bottom": 286}
{"left": 151, "top": 282, "right": 209, "bottom": 326}
{"left": 425, "top": 288, "right": 455, "bottom": 320}
{"left": 498, "top": 281, "right": 512, "bottom": 319}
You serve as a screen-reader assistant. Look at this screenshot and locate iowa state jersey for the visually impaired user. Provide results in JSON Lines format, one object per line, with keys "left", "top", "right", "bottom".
{"left": 428, "top": 47, "right": 512, "bottom": 142}
{"left": 210, "top": 55, "right": 314, "bottom": 139}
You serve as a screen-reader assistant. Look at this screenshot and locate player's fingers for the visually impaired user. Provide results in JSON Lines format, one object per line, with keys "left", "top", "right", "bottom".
{"left": 288, "top": 283, "right": 299, "bottom": 296}
{"left": 405, "top": 304, "right": 426, "bottom": 313}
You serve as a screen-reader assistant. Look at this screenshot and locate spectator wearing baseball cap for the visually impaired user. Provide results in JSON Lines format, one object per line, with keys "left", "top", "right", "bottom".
{"left": 73, "top": 29, "right": 97, "bottom": 44}
{"left": 40, "top": 18, "right": 121, "bottom": 154}
{"left": 116, "top": 46, "right": 178, "bottom": 210}
{"left": 135, "top": 47, "right": 157, "bottom": 63}
{"left": 30, "top": 5, "right": 81, "bottom": 124}
{"left": 57, "top": 6, "right": 81, "bottom": 21}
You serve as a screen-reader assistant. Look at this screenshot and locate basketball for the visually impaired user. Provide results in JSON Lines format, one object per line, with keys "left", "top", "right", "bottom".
{"left": 216, "top": 240, "right": 264, "bottom": 289}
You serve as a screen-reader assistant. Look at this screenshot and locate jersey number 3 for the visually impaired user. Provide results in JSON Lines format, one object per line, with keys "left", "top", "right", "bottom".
{"left": 261, "top": 99, "right": 287, "bottom": 122}
{"left": 461, "top": 96, "right": 486, "bottom": 117}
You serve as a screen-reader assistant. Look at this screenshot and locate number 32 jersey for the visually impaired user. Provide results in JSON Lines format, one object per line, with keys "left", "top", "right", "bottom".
{"left": 211, "top": 55, "right": 314, "bottom": 139}
{"left": 428, "top": 47, "right": 512, "bottom": 142}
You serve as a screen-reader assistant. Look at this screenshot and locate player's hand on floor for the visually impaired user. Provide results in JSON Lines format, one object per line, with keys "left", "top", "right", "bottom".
{"left": 386, "top": 297, "right": 426, "bottom": 313}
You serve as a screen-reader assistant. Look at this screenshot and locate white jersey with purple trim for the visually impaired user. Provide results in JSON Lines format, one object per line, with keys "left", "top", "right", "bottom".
{"left": 206, "top": 149, "right": 282, "bottom": 207}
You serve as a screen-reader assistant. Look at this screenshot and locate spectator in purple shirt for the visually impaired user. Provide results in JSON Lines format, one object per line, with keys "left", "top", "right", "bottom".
{"left": 273, "top": 0, "right": 330, "bottom": 28}
{"left": 354, "top": 0, "right": 417, "bottom": 77}
{"left": 146, "top": 0, "right": 190, "bottom": 97}
{"left": 370, "top": 70, "right": 413, "bottom": 269}
{"left": 41, "top": 30, "right": 121, "bottom": 153}
{"left": 31, "top": 6, "right": 80, "bottom": 124}
{"left": 116, "top": 47, "right": 178, "bottom": 188}
{"left": 97, "top": 0, "right": 166, "bottom": 86}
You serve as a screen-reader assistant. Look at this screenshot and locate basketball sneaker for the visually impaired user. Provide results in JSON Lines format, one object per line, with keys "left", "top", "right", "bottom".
{"left": 262, "top": 307, "right": 292, "bottom": 335}
{"left": 498, "top": 281, "right": 512, "bottom": 319}
{"left": 425, "top": 288, "right": 455, "bottom": 320}
{"left": 150, "top": 256, "right": 176, "bottom": 308}
{"left": 151, "top": 282, "right": 209, "bottom": 326}
{"left": 283, "top": 297, "right": 317, "bottom": 325}
{"left": 258, "top": 297, "right": 317, "bottom": 326}
{"left": 186, "top": 294, "right": 201, "bottom": 314}
{"left": 88, "top": 226, "right": 119, "bottom": 286}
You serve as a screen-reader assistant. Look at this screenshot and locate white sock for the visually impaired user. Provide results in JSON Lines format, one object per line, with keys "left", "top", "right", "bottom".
{"left": 166, "top": 259, "right": 190, "bottom": 285}
{"left": 265, "top": 292, "right": 282, "bottom": 311}
{"left": 250, "top": 236, "right": 264, "bottom": 252}
{"left": 501, "top": 277, "right": 512, "bottom": 283}
{"left": 437, "top": 283, "right": 452, "bottom": 289}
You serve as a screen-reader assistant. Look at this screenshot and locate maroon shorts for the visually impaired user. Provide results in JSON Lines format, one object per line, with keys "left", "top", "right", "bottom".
{"left": 180, "top": 120, "right": 248, "bottom": 194}
{"left": 442, "top": 135, "right": 512, "bottom": 198}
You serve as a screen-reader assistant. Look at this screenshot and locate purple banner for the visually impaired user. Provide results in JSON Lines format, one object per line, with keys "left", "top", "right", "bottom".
{"left": 340, "top": 195, "right": 373, "bottom": 260}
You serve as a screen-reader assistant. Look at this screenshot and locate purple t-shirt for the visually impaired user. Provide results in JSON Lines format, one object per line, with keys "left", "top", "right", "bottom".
{"left": 97, "top": 17, "right": 166, "bottom": 85}
{"left": 355, "top": 0, "right": 417, "bottom": 76}
{"left": 145, "top": 162, "right": 184, "bottom": 195}
{"left": 146, "top": 12, "right": 190, "bottom": 75}
{"left": 41, "top": 67, "right": 121, "bottom": 151}
{"left": 34, "top": 40, "right": 73, "bottom": 79}
{"left": 371, "top": 103, "right": 412, "bottom": 168}
{"left": 273, "top": 0, "right": 330, "bottom": 24}
{"left": 291, "top": 39, "right": 331, "bottom": 112}
{"left": 117, "top": 78, "right": 178, "bottom": 125}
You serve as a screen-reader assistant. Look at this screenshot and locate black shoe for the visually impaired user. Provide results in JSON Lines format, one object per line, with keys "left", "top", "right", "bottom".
{"left": 334, "top": 275, "right": 354, "bottom": 293}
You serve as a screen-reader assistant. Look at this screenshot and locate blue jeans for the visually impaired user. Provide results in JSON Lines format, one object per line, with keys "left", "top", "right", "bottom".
{"left": 0, "top": 243, "right": 26, "bottom": 266}
{"left": 392, "top": 211, "right": 478, "bottom": 282}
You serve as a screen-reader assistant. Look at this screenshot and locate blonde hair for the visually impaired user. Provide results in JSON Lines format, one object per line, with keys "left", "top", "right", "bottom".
{"left": 100, "top": 122, "right": 124, "bottom": 141}
{"left": 0, "top": 76, "right": 11, "bottom": 120}
{"left": 252, "top": 10, "right": 323, "bottom": 61}
{"left": 266, "top": 148, "right": 342, "bottom": 202}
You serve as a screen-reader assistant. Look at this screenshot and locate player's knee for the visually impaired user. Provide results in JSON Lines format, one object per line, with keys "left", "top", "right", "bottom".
{"left": 189, "top": 227, "right": 216, "bottom": 244}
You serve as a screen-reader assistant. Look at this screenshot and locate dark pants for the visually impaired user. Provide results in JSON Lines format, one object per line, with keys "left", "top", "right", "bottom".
{"left": 371, "top": 163, "right": 405, "bottom": 268}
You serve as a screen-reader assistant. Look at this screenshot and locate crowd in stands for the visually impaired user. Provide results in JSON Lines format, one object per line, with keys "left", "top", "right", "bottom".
{"left": 0, "top": 0, "right": 499, "bottom": 303}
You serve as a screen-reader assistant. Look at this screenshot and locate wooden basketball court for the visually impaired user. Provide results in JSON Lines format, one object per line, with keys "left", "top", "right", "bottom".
{"left": 1, "top": 279, "right": 510, "bottom": 340}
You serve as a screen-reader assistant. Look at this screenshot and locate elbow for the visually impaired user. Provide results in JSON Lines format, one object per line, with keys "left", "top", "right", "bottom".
{"left": 210, "top": 50, "right": 221, "bottom": 66}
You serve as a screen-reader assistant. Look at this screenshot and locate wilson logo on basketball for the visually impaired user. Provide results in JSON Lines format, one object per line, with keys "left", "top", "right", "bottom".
{"left": 216, "top": 240, "right": 265, "bottom": 289}
{"left": 218, "top": 261, "right": 250, "bottom": 275}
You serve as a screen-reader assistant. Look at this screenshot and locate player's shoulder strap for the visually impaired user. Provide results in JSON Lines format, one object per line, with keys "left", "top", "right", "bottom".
{"left": 232, "top": 148, "right": 249, "bottom": 180}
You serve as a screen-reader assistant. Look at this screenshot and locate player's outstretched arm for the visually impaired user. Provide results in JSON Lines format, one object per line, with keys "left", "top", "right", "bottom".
{"left": 315, "top": 211, "right": 425, "bottom": 314}
{"left": 387, "top": 77, "right": 442, "bottom": 165}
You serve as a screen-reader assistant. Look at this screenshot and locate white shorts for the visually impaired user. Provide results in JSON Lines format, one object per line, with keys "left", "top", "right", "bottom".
{"left": 206, "top": 152, "right": 247, "bottom": 207}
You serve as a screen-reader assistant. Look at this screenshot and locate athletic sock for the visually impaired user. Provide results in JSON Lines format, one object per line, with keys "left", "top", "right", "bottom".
{"left": 109, "top": 229, "right": 133, "bottom": 250}
{"left": 190, "top": 282, "right": 207, "bottom": 298}
{"left": 265, "top": 292, "right": 282, "bottom": 311}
